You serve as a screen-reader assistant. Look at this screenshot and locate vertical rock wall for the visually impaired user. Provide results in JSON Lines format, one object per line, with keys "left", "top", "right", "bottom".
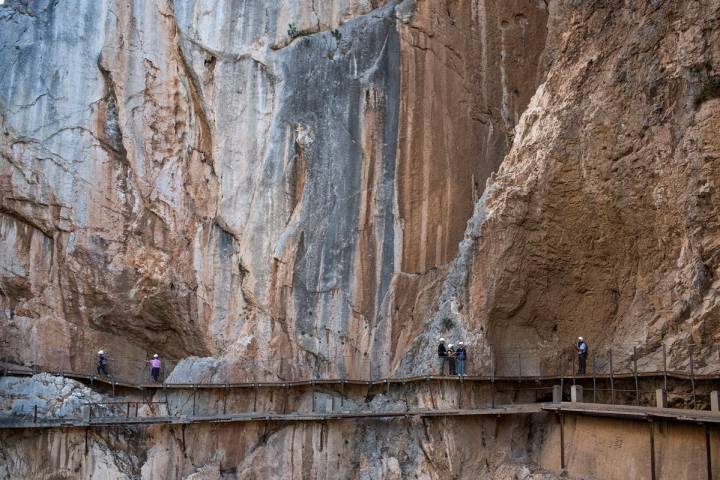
{"left": 448, "top": 0, "right": 720, "bottom": 373}
{"left": 0, "top": 0, "right": 552, "bottom": 379}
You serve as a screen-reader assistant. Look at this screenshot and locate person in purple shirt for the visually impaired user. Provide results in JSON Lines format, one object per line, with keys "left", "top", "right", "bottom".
{"left": 147, "top": 354, "right": 161, "bottom": 383}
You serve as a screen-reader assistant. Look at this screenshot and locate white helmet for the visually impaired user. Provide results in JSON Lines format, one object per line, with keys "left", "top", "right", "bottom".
{"left": 153, "top": 354, "right": 159, "bottom": 358}
{"left": 458, "top": 341, "right": 464, "bottom": 345}
{"left": 439, "top": 337, "right": 445, "bottom": 342}
{"left": 578, "top": 337, "right": 584, "bottom": 341}
{"left": 98, "top": 350, "right": 104, "bottom": 355}
{"left": 448, "top": 344, "right": 454, "bottom": 348}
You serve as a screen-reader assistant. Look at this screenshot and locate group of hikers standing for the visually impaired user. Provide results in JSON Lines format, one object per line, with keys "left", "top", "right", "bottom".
{"left": 437, "top": 338, "right": 467, "bottom": 376}
{"left": 436, "top": 336, "right": 589, "bottom": 376}
{"left": 96, "top": 350, "right": 164, "bottom": 383}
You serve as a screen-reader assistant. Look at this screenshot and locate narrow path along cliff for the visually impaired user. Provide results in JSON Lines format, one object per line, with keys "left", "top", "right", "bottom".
{"left": 1, "top": 0, "right": 720, "bottom": 478}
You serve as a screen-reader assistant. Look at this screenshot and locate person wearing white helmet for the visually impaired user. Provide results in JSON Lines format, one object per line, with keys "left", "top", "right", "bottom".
{"left": 147, "top": 354, "right": 162, "bottom": 383}
{"left": 437, "top": 338, "right": 448, "bottom": 375}
{"left": 97, "top": 350, "right": 109, "bottom": 376}
{"left": 576, "top": 337, "right": 588, "bottom": 374}
{"left": 456, "top": 341, "right": 467, "bottom": 377}
{"left": 447, "top": 343, "right": 457, "bottom": 375}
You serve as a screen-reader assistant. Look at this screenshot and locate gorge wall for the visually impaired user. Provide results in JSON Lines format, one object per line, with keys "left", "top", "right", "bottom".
{"left": 2, "top": 0, "right": 720, "bottom": 478}
{"left": 0, "top": 0, "right": 551, "bottom": 378}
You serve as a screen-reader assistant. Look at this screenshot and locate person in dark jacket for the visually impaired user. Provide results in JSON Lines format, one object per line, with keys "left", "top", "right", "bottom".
{"left": 438, "top": 338, "right": 448, "bottom": 374}
{"left": 447, "top": 344, "right": 457, "bottom": 375}
{"left": 97, "top": 350, "right": 109, "bottom": 376}
{"left": 456, "top": 342, "right": 467, "bottom": 377}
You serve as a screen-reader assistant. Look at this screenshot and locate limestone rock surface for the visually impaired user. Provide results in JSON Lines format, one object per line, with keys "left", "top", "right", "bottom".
{"left": 0, "top": 0, "right": 550, "bottom": 379}
{"left": 2, "top": 0, "right": 720, "bottom": 478}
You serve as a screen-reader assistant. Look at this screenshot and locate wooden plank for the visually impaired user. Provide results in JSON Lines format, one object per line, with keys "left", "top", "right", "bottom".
{"left": 544, "top": 402, "right": 720, "bottom": 425}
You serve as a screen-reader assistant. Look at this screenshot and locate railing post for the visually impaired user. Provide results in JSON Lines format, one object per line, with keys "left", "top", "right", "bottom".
{"left": 491, "top": 354, "right": 495, "bottom": 383}
{"left": 164, "top": 383, "right": 171, "bottom": 416}
{"left": 284, "top": 384, "right": 290, "bottom": 414}
{"left": 559, "top": 413, "right": 565, "bottom": 470}
{"left": 33, "top": 405, "right": 37, "bottom": 423}
{"left": 459, "top": 377, "right": 464, "bottom": 409}
{"left": 223, "top": 384, "right": 228, "bottom": 415}
{"left": 572, "top": 352, "right": 576, "bottom": 386}
{"left": 126, "top": 402, "right": 130, "bottom": 418}
{"left": 662, "top": 344, "right": 668, "bottom": 393}
{"left": 706, "top": 424, "right": 712, "bottom": 480}
{"left": 633, "top": 346, "right": 639, "bottom": 406}
{"left": 192, "top": 385, "right": 197, "bottom": 416}
{"left": 649, "top": 420, "right": 656, "bottom": 480}
{"left": 559, "top": 353, "right": 564, "bottom": 401}
{"left": 655, "top": 389, "right": 667, "bottom": 408}
{"left": 690, "top": 345, "right": 696, "bottom": 408}
{"left": 518, "top": 353, "right": 522, "bottom": 383}
{"left": 592, "top": 351, "right": 597, "bottom": 403}
{"left": 609, "top": 349, "right": 615, "bottom": 405}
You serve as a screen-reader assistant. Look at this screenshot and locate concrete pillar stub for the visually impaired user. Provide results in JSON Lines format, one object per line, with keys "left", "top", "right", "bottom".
{"left": 711, "top": 391, "right": 720, "bottom": 412}
{"left": 553, "top": 385, "right": 562, "bottom": 403}
{"left": 570, "top": 385, "right": 583, "bottom": 403}
{"left": 655, "top": 389, "right": 667, "bottom": 408}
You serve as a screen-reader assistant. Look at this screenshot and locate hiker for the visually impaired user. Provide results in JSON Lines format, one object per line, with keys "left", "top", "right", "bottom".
{"left": 438, "top": 338, "right": 448, "bottom": 374}
{"left": 97, "top": 350, "right": 109, "bottom": 376}
{"left": 577, "top": 337, "right": 588, "bottom": 374}
{"left": 147, "top": 354, "right": 161, "bottom": 383}
{"left": 447, "top": 344, "right": 457, "bottom": 375}
{"left": 456, "top": 341, "right": 467, "bottom": 377}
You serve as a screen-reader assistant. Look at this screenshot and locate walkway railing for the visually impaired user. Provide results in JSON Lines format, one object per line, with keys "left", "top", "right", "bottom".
{"left": 2, "top": 342, "right": 717, "bottom": 390}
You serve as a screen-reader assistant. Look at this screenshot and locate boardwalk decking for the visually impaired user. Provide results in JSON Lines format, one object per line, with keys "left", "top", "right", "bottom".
{"left": 0, "top": 404, "right": 543, "bottom": 429}
{"left": 2, "top": 367, "right": 717, "bottom": 391}
{"left": 3, "top": 402, "right": 720, "bottom": 430}
{"left": 543, "top": 402, "right": 720, "bottom": 424}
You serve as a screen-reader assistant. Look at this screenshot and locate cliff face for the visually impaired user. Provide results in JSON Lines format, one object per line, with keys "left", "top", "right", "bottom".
{"left": 3, "top": 0, "right": 720, "bottom": 478}
{"left": 460, "top": 0, "right": 720, "bottom": 372}
{"left": 0, "top": 0, "right": 550, "bottom": 379}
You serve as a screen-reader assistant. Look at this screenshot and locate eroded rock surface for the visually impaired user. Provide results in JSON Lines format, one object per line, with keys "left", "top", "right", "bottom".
{"left": 460, "top": 0, "right": 720, "bottom": 374}
{"left": 0, "top": 0, "right": 550, "bottom": 379}
{"left": 2, "top": 0, "right": 720, "bottom": 478}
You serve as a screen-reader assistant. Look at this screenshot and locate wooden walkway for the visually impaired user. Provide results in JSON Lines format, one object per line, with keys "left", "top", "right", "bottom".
{"left": 3, "top": 402, "right": 720, "bottom": 430}
{"left": 544, "top": 402, "right": 720, "bottom": 425}
{"left": 3, "top": 367, "right": 718, "bottom": 391}
{"left": 0, "top": 404, "right": 542, "bottom": 430}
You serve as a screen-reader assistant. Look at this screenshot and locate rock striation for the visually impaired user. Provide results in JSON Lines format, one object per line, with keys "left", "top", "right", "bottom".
{"left": 0, "top": 0, "right": 551, "bottom": 379}
{"left": 2, "top": 0, "right": 720, "bottom": 478}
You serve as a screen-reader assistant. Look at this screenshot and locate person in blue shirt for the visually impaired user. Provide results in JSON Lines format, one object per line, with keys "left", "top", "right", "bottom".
{"left": 576, "top": 337, "right": 588, "bottom": 374}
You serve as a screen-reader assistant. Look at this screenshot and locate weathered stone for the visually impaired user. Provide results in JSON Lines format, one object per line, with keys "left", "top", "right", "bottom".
{"left": 1, "top": 0, "right": 719, "bottom": 478}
